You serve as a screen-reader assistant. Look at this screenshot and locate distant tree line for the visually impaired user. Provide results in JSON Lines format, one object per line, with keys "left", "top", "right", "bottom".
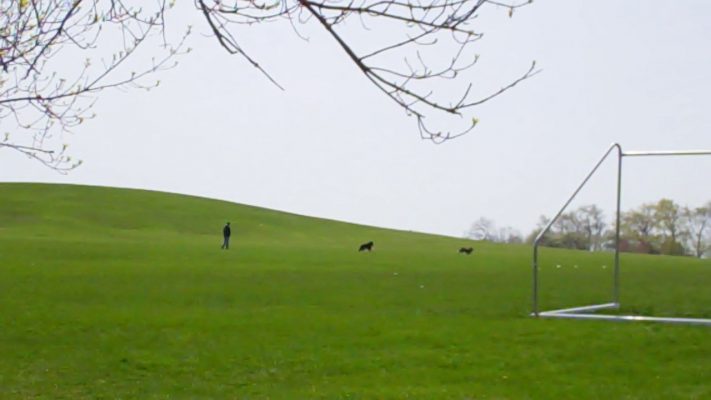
{"left": 466, "top": 199, "right": 711, "bottom": 258}
{"left": 525, "top": 204, "right": 607, "bottom": 252}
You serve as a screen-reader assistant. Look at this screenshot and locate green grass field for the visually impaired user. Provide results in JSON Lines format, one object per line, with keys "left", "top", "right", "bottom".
{"left": 1, "top": 183, "right": 709, "bottom": 399}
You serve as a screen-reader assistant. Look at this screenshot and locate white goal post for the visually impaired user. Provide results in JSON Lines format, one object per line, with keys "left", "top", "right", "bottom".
{"left": 532, "top": 143, "right": 711, "bottom": 325}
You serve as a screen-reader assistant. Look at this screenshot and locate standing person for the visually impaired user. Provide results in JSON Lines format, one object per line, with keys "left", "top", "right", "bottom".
{"left": 221, "top": 222, "right": 231, "bottom": 250}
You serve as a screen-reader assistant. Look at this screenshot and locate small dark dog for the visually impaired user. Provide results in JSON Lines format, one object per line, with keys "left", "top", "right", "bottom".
{"left": 458, "top": 247, "right": 473, "bottom": 255}
{"left": 359, "top": 241, "right": 374, "bottom": 252}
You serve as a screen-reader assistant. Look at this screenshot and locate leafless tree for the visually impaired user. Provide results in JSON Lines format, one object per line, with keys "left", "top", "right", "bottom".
{"left": 683, "top": 202, "right": 711, "bottom": 258}
{"left": 466, "top": 216, "right": 495, "bottom": 241}
{"left": 2, "top": 0, "right": 537, "bottom": 171}
{"left": 494, "top": 225, "right": 523, "bottom": 243}
{"left": 577, "top": 204, "right": 606, "bottom": 251}
{"left": 466, "top": 217, "right": 522, "bottom": 243}
{"left": 1, "top": 1, "right": 190, "bottom": 171}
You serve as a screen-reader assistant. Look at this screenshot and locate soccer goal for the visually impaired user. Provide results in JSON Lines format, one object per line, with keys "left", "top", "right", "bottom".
{"left": 532, "top": 143, "right": 711, "bottom": 325}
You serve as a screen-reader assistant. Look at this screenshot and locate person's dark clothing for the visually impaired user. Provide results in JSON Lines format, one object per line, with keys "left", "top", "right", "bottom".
{"left": 221, "top": 224, "right": 231, "bottom": 249}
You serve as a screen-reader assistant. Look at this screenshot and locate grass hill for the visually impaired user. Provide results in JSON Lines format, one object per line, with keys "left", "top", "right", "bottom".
{"left": 0, "top": 183, "right": 709, "bottom": 399}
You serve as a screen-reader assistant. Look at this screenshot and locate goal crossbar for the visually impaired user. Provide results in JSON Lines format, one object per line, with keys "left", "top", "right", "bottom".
{"left": 531, "top": 143, "right": 711, "bottom": 326}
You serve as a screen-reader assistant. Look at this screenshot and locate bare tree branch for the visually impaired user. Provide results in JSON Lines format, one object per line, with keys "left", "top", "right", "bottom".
{"left": 195, "top": 0, "right": 537, "bottom": 143}
{"left": 2, "top": 0, "right": 537, "bottom": 171}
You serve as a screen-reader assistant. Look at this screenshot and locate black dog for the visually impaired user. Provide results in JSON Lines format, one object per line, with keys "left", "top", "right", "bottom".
{"left": 458, "top": 247, "right": 473, "bottom": 255}
{"left": 359, "top": 241, "right": 374, "bottom": 252}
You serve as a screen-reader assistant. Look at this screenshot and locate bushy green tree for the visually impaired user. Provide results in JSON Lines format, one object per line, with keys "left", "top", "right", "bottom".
{"left": 621, "top": 203, "right": 659, "bottom": 254}
{"left": 654, "top": 199, "right": 685, "bottom": 255}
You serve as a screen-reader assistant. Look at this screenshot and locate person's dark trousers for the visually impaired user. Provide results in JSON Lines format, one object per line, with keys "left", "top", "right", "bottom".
{"left": 221, "top": 236, "right": 230, "bottom": 249}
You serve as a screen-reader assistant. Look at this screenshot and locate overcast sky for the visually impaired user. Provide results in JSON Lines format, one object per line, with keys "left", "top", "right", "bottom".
{"left": 2, "top": 0, "right": 710, "bottom": 238}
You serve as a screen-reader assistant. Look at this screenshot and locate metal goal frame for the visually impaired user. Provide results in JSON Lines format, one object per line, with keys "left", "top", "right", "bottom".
{"left": 531, "top": 143, "right": 711, "bottom": 325}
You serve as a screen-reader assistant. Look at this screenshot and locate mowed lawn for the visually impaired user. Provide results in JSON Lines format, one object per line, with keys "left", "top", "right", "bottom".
{"left": 0, "top": 183, "right": 709, "bottom": 399}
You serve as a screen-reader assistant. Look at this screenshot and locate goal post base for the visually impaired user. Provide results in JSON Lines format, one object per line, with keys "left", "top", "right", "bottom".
{"left": 533, "top": 302, "right": 711, "bottom": 326}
